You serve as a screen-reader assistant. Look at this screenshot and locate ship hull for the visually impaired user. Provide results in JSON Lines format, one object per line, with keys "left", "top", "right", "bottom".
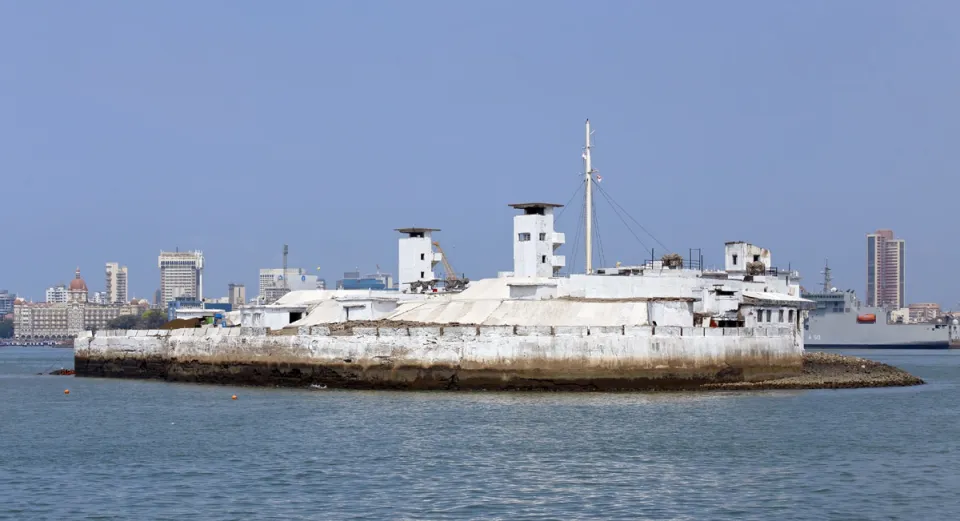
{"left": 805, "top": 304, "right": 956, "bottom": 350}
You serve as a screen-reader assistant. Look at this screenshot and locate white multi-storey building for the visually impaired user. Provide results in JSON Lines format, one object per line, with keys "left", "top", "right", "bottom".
{"left": 158, "top": 250, "right": 204, "bottom": 305}
{"left": 105, "top": 262, "right": 128, "bottom": 304}
{"left": 46, "top": 284, "right": 69, "bottom": 304}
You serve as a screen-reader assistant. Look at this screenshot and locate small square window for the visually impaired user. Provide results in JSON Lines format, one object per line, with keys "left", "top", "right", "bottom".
{"left": 778, "top": 310, "right": 784, "bottom": 322}
{"left": 539, "top": 233, "right": 547, "bottom": 241}
{"left": 732, "top": 254, "right": 738, "bottom": 265}
{"left": 541, "top": 255, "right": 547, "bottom": 264}
{"left": 753, "top": 255, "right": 760, "bottom": 262}
{"left": 788, "top": 310, "right": 794, "bottom": 322}
{"left": 420, "top": 271, "right": 425, "bottom": 278}
{"left": 420, "top": 253, "right": 425, "bottom": 261}
{"left": 518, "top": 233, "right": 531, "bottom": 242}
{"left": 766, "top": 310, "right": 772, "bottom": 322}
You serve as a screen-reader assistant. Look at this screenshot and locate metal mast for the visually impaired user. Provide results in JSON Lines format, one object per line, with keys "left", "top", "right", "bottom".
{"left": 583, "top": 119, "right": 595, "bottom": 274}
{"left": 821, "top": 259, "right": 832, "bottom": 293}
{"left": 282, "top": 244, "right": 289, "bottom": 290}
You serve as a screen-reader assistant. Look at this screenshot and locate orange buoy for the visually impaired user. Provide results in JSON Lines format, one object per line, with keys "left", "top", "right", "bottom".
{"left": 231, "top": 395, "right": 237, "bottom": 400}
{"left": 64, "top": 389, "right": 70, "bottom": 395}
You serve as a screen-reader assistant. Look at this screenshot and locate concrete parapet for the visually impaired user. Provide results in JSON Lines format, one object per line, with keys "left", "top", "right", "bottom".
{"left": 554, "top": 326, "right": 587, "bottom": 337}
{"left": 741, "top": 327, "right": 755, "bottom": 337}
{"left": 354, "top": 327, "right": 379, "bottom": 338}
{"left": 624, "top": 326, "right": 653, "bottom": 337}
{"left": 442, "top": 326, "right": 478, "bottom": 338}
{"left": 310, "top": 326, "right": 331, "bottom": 336}
{"left": 478, "top": 325, "right": 515, "bottom": 338}
{"left": 722, "top": 328, "right": 740, "bottom": 337}
{"left": 589, "top": 326, "right": 623, "bottom": 336}
{"left": 240, "top": 327, "right": 268, "bottom": 337}
{"left": 657, "top": 326, "right": 682, "bottom": 337}
{"left": 705, "top": 328, "right": 724, "bottom": 337}
{"left": 409, "top": 327, "right": 442, "bottom": 337}
{"left": 377, "top": 327, "right": 409, "bottom": 337}
{"left": 682, "top": 327, "right": 703, "bottom": 337}
{"left": 516, "top": 326, "right": 552, "bottom": 336}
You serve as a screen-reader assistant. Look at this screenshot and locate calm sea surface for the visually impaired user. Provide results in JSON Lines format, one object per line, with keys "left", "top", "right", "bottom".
{"left": 1, "top": 347, "right": 959, "bottom": 520}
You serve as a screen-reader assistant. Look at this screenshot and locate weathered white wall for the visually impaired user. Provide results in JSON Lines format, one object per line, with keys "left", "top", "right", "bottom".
{"left": 77, "top": 324, "right": 803, "bottom": 375}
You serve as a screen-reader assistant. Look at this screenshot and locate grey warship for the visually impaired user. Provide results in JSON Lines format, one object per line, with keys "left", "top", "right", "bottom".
{"left": 802, "top": 264, "right": 957, "bottom": 349}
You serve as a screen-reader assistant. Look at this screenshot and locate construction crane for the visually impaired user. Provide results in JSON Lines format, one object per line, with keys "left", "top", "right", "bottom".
{"left": 432, "top": 241, "right": 469, "bottom": 292}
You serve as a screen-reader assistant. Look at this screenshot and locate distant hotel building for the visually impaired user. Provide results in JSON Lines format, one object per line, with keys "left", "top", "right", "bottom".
{"left": 866, "top": 229, "right": 904, "bottom": 308}
{"left": 158, "top": 250, "right": 204, "bottom": 304}
{"left": 14, "top": 268, "right": 144, "bottom": 340}
{"left": 105, "top": 262, "right": 128, "bottom": 304}
{"left": 259, "top": 268, "right": 319, "bottom": 304}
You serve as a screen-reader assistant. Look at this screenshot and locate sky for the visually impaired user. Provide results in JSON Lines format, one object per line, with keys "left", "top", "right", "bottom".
{"left": 2, "top": 1, "right": 959, "bottom": 306}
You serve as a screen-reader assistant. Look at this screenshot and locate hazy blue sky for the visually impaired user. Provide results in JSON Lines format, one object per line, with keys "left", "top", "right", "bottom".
{"left": 2, "top": 1, "right": 958, "bottom": 306}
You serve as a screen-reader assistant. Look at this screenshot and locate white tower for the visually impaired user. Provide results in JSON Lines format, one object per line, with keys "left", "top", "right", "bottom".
{"left": 396, "top": 228, "right": 441, "bottom": 291}
{"left": 509, "top": 203, "right": 566, "bottom": 278}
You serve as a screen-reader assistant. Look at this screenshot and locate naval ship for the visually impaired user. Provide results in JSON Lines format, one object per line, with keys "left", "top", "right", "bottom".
{"left": 802, "top": 264, "right": 957, "bottom": 349}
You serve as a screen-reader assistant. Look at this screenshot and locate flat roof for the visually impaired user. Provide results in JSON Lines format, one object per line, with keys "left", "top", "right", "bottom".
{"left": 395, "top": 228, "right": 440, "bottom": 233}
{"left": 508, "top": 203, "right": 564, "bottom": 209}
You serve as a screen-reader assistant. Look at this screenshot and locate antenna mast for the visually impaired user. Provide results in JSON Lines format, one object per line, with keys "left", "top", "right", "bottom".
{"left": 282, "top": 244, "right": 289, "bottom": 290}
{"left": 583, "top": 119, "right": 595, "bottom": 274}
{"left": 821, "top": 259, "right": 832, "bottom": 292}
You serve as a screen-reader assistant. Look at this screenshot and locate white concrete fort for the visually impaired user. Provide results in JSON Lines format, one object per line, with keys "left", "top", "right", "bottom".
{"left": 396, "top": 228, "right": 442, "bottom": 292}
{"left": 510, "top": 203, "right": 566, "bottom": 278}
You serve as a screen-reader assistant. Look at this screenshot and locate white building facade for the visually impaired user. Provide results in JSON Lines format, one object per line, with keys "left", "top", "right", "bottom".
{"left": 105, "top": 262, "right": 128, "bottom": 304}
{"left": 158, "top": 250, "right": 204, "bottom": 305}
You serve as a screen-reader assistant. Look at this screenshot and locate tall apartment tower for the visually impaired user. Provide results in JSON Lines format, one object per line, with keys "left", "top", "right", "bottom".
{"left": 105, "top": 262, "right": 128, "bottom": 304}
{"left": 228, "top": 283, "right": 246, "bottom": 308}
{"left": 158, "top": 250, "right": 204, "bottom": 305}
{"left": 866, "top": 229, "right": 905, "bottom": 308}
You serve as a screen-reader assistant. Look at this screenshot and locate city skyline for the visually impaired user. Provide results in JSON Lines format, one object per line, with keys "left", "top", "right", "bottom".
{"left": 3, "top": 2, "right": 959, "bottom": 307}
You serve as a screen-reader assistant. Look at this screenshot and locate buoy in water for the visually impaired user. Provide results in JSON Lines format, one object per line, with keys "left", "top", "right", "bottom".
{"left": 231, "top": 394, "right": 237, "bottom": 400}
{"left": 64, "top": 389, "right": 70, "bottom": 395}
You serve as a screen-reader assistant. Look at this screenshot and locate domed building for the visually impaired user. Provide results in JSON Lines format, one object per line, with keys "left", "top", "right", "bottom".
{"left": 14, "top": 267, "right": 143, "bottom": 340}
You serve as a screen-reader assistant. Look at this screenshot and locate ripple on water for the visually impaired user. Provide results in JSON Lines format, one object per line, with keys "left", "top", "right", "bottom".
{"left": 0, "top": 347, "right": 959, "bottom": 520}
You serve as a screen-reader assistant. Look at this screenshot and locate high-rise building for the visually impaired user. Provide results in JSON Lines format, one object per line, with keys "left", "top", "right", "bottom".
{"left": 158, "top": 250, "right": 204, "bottom": 305}
{"left": 0, "top": 290, "right": 15, "bottom": 316}
{"left": 105, "top": 262, "right": 128, "bottom": 304}
{"left": 46, "top": 284, "right": 69, "bottom": 304}
{"left": 228, "top": 283, "right": 246, "bottom": 308}
{"left": 866, "top": 229, "right": 905, "bottom": 308}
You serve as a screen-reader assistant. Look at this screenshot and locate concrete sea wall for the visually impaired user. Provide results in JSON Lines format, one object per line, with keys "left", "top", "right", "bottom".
{"left": 75, "top": 324, "right": 803, "bottom": 391}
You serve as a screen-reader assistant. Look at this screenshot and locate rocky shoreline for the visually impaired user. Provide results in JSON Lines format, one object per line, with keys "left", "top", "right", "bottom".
{"left": 703, "top": 352, "right": 924, "bottom": 391}
{"left": 74, "top": 351, "right": 923, "bottom": 392}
